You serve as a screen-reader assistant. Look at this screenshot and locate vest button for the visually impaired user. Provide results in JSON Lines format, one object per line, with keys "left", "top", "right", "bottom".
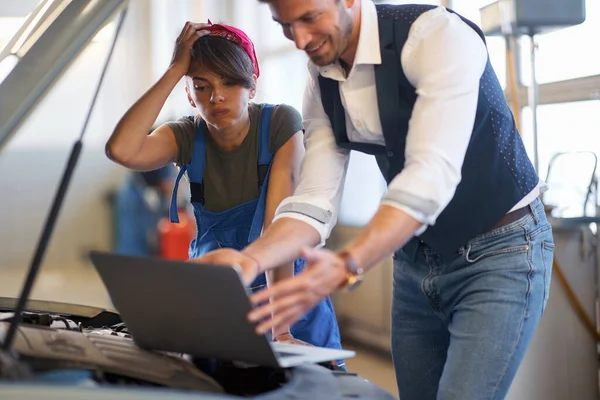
{"left": 387, "top": 151, "right": 394, "bottom": 157}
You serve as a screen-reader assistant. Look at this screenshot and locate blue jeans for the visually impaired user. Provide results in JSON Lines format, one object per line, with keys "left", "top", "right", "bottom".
{"left": 391, "top": 198, "right": 554, "bottom": 400}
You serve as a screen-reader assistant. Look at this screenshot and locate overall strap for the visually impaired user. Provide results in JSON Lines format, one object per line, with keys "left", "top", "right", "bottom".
{"left": 169, "top": 165, "right": 187, "bottom": 223}
{"left": 188, "top": 123, "right": 207, "bottom": 202}
{"left": 257, "top": 104, "right": 275, "bottom": 186}
{"left": 249, "top": 104, "right": 275, "bottom": 242}
{"left": 168, "top": 122, "right": 207, "bottom": 223}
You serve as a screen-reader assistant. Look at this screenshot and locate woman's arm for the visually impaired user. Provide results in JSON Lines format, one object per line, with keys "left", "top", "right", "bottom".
{"left": 263, "top": 130, "right": 304, "bottom": 340}
{"left": 105, "top": 22, "right": 207, "bottom": 171}
{"left": 105, "top": 69, "right": 182, "bottom": 171}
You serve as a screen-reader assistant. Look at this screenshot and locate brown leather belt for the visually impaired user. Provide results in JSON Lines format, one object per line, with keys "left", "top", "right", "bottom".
{"left": 490, "top": 204, "right": 532, "bottom": 230}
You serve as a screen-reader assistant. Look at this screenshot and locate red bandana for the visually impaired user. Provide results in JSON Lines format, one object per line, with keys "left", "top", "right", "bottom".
{"left": 202, "top": 20, "right": 260, "bottom": 77}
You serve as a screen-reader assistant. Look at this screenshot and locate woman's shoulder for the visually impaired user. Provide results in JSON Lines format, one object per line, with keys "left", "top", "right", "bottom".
{"left": 250, "top": 103, "right": 303, "bottom": 153}
{"left": 164, "top": 115, "right": 196, "bottom": 132}
{"left": 163, "top": 116, "right": 197, "bottom": 166}
{"left": 250, "top": 102, "right": 301, "bottom": 124}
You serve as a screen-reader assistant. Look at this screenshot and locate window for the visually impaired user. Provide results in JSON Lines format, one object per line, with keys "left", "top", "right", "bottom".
{"left": 254, "top": 1, "right": 296, "bottom": 55}
{"left": 521, "top": 101, "right": 600, "bottom": 216}
{"left": 519, "top": 0, "right": 599, "bottom": 85}
{"left": 453, "top": 0, "right": 598, "bottom": 86}
{"left": 0, "top": 0, "right": 41, "bottom": 51}
{"left": 0, "top": 18, "right": 26, "bottom": 52}
{"left": 0, "top": 1, "right": 42, "bottom": 84}
{"left": 3, "top": 12, "right": 126, "bottom": 149}
{"left": 449, "top": 0, "right": 493, "bottom": 21}
{"left": 256, "top": 51, "right": 308, "bottom": 112}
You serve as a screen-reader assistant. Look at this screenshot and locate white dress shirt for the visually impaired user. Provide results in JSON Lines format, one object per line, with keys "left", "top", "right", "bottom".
{"left": 273, "top": 1, "right": 541, "bottom": 245}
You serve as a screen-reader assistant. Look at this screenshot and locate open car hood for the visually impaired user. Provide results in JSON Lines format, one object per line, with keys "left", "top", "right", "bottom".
{"left": 0, "top": 0, "right": 128, "bottom": 152}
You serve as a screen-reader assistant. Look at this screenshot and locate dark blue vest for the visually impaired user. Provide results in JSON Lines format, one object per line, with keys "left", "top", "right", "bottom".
{"left": 318, "top": 4, "right": 539, "bottom": 257}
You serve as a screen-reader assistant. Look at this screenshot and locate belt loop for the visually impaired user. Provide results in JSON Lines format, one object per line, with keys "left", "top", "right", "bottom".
{"left": 529, "top": 201, "right": 540, "bottom": 225}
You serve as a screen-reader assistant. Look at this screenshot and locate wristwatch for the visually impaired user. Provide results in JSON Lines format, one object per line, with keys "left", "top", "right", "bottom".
{"left": 337, "top": 250, "right": 364, "bottom": 292}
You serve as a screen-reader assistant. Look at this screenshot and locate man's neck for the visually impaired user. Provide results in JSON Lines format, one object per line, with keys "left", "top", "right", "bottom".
{"left": 339, "top": 1, "right": 362, "bottom": 75}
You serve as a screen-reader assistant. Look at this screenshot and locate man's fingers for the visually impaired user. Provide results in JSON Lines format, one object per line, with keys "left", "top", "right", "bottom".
{"left": 249, "top": 273, "right": 309, "bottom": 307}
{"left": 299, "top": 246, "right": 318, "bottom": 262}
{"left": 248, "top": 286, "right": 298, "bottom": 321}
{"left": 249, "top": 288, "right": 272, "bottom": 308}
{"left": 255, "top": 304, "right": 306, "bottom": 335}
{"left": 248, "top": 289, "right": 307, "bottom": 323}
{"left": 249, "top": 276, "right": 297, "bottom": 305}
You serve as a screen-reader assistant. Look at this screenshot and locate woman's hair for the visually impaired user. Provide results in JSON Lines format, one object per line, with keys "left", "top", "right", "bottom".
{"left": 190, "top": 35, "right": 255, "bottom": 89}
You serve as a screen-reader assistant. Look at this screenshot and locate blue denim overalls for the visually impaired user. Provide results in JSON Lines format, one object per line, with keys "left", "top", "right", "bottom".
{"left": 168, "top": 105, "right": 343, "bottom": 365}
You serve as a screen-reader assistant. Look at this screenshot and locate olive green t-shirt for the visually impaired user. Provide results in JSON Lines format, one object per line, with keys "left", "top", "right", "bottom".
{"left": 166, "top": 103, "right": 303, "bottom": 213}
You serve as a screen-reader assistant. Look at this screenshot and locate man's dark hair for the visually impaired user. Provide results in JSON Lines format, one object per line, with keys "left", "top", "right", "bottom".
{"left": 190, "top": 36, "right": 254, "bottom": 89}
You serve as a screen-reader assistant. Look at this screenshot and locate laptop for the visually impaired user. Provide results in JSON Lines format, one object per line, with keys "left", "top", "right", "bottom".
{"left": 88, "top": 251, "right": 355, "bottom": 368}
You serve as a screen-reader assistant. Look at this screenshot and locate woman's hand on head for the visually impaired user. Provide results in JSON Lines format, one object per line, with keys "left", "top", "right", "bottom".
{"left": 170, "top": 21, "right": 211, "bottom": 76}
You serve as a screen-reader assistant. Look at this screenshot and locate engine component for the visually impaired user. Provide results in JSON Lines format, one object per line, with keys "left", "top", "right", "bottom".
{"left": 0, "top": 322, "right": 224, "bottom": 393}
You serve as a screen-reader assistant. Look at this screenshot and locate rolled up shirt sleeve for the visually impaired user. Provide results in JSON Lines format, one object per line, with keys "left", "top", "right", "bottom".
{"left": 381, "top": 7, "right": 488, "bottom": 232}
{"left": 273, "top": 68, "right": 350, "bottom": 246}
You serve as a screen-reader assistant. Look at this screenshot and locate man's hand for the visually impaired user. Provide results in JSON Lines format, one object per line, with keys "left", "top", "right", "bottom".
{"left": 247, "top": 247, "right": 347, "bottom": 335}
{"left": 191, "top": 248, "right": 259, "bottom": 286}
{"left": 169, "top": 21, "right": 211, "bottom": 76}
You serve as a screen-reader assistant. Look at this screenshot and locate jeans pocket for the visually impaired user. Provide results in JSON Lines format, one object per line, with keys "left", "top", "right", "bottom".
{"left": 464, "top": 243, "right": 530, "bottom": 263}
{"left": 541, "top": 241, "right": 555, "bottom": 311}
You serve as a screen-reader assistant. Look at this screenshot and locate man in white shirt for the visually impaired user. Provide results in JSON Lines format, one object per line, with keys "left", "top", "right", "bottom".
{"left": 194, "top": 1, "right": 554, "bottom": 398}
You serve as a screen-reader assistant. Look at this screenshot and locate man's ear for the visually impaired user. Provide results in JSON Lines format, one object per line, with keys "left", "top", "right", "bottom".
{"left": 185, "top": 85, "right": 196, "bottom": 108}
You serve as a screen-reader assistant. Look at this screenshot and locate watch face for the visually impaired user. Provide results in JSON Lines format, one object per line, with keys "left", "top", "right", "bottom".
{"left": 344, "top": 275, "right": 363, "bottom": 292}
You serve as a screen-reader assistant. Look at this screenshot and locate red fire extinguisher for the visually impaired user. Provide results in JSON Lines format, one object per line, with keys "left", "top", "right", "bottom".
{"left": 158, "top": 210, "right": 195, "bottom": 261}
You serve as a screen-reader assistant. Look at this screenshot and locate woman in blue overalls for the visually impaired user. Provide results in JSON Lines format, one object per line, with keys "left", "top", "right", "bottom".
{"left": 106, "top": 21, "right": 343, "bottom": 367}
